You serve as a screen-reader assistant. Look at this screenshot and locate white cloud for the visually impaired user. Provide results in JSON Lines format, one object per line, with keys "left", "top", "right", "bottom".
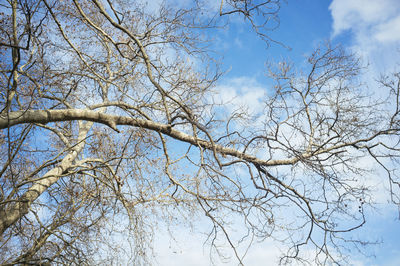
{"left": 213, "top": 76, "right": 267, "bottom": 116}
{"left": 154, "top": 224, "right": 287, "bottom": 266}
{"left": 374, "top": 15, "right": 400, "bottom": 43}
{"left": 329, "top": 0, "right": 400, "bottom": 74}
{"left": 330, "top": 0, "right": 398, "bottom": 36}
{"left": 242, "top": 242, "right": 282, "bottom": 265}
{"left": 329, "top": 0, "right": 400, "bottom": 205}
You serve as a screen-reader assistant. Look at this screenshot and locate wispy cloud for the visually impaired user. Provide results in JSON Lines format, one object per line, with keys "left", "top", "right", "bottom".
{"left": 330, "top": 0, "right": 400, "bottom": 73}
{"left": 329, "top": 0, "right": 400, "bottom": 205}
{"left": 213, "top": 76, "right": 267, "bottom": 116}
{"left": 330, "top": 0, "right": 399, "bottom": 37}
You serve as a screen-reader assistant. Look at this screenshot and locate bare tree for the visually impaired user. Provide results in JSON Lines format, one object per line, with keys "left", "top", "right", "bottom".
{"left": 0, "top": 0, "right": 399, "bottom": 265}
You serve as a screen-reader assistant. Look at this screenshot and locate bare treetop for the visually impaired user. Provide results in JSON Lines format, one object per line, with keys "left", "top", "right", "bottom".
{"left": 0, "top": 0, "right": 399, "bottom": 265}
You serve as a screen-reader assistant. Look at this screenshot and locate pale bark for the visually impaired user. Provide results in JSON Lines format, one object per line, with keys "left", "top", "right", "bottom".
{"left": 1, "top": 0, "right": 399, "bottom": 263}
{"left": 0, "top": 109, "right": 300, "bottom": 166}
{"left": 0, "top": 121, "right": 93, "bottom": 236}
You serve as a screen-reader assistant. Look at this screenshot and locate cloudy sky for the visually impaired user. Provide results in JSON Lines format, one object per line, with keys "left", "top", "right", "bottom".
{"left": 153, "top": 0, "right": 400, "bottom": 265}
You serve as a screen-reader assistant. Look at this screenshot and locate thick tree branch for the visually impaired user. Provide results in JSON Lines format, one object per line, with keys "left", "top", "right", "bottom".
{"left": 0, "top": 120, "right": 92, "bottom": 236}
{"left": 0, "top": 109, "right": 299, "bottom": 166}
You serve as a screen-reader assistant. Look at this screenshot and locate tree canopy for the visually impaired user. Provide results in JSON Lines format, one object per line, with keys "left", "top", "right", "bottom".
{"left": 0, "top": 0, "right": 399, "bottom": 265}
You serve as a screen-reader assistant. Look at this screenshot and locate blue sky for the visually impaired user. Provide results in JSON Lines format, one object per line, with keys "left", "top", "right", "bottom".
{"left": 153, "top": 0, "right": 400, "bottom": 265}
{"left": 2, "top": 1, "right": 399, "bottom": 264}
{"left": 214, "top": 1, "right": 333, "bottom": 81}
